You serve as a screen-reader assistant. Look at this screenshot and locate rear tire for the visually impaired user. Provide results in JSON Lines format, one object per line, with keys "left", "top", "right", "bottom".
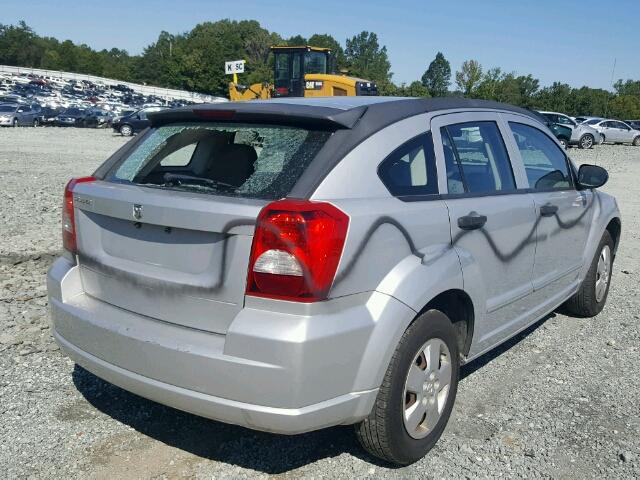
{"left": 559, "top": 137, "right": 568, "bottom": 149}
{"left": 633, "top": 136, "right": 640, "bottom": 147}
{"left": 599, "top": 134, "right": 606, "bottom": 145}
{"left": 33, "top": 119, "right": 39, "bottom": 127}
{"left": 355, "top": 310, "right": 459, "bottom": 465}
{"left": 579, "top": 134, "right": 594, "bottom": 149}
{"left": 119, "top": 124, "right": 133, "bottom": 136}
{"left": 12, "top": 118, "right": 18, "bottom": 127}
{"left": 562, "top": 231, "right": 614, "bottom": 317}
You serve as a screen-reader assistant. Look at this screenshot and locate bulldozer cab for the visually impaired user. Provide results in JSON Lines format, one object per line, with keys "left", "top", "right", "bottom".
{"left": 272, "top": 46, "right": 330, "bottom": 97}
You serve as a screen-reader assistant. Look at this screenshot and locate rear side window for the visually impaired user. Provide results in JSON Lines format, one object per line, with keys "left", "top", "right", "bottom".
{"left": 441, "top": 121, "right": 516, "bottom": 194}
{"left": 509, "top": 122, "right": 572, "bottom": 190}
{"left": 377, "top": 134, "right": 438, "bottom": 197}
{"left": 107, "top": 123, "right": 331, "bottom": 200}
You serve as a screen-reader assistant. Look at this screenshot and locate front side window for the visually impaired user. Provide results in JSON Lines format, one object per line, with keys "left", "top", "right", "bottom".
{"left": 274, "top": 53, "right": 290, "bottom": 81}
{"left": 441, "top": 121, "right": 516, "bottom": 194}
{"left": 304, "top": 51, "right": 327, "bottom": 74}
{"left": 378, "top": 134, "right": 438, "bottom": 197}
{"left": 108, "top": 123, "right": 331, "bottom": 200}
{"left": 509, "top": 122, "right": 572, "bottom": 190}
{"left": 557, "top": 115, "right": 576, "bottom": 126}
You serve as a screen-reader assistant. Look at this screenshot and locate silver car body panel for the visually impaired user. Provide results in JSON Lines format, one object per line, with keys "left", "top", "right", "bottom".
{"left": 48, "top": 98, "right": 621, "bottom": 434}
{"left": 591, "top": 119, "right": 640, "bottom": 144}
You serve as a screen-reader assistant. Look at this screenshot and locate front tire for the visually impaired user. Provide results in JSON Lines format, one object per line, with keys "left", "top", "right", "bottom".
{"left": 599, "top": 134, "right": 606, "bottom": 145}
{"left": 559, "top": 137, "right": 568, "bottom": 149}
{"left": 12, "top": 118, "right": 18, "bottom": 127}
{"left": 562, "top": 231, "right": 614, "bottom": 317}
{"left": 119, "top": 124, "right": 133, "bottom": 136}
{"left": 33, "top": 118, "right": 39, "bottom": 127}
{"left": 579, "top": 134, "right": 594, "bottom": 149}
{"left": 355, "top": 310, "right": 459, "bottom": 465}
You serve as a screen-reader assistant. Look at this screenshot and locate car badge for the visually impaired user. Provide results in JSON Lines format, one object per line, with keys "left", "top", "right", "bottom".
{"left": 133, "top": 204, "right": 143, "bottom": 220}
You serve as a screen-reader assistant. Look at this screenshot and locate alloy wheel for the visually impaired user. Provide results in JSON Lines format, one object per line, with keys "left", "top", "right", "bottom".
{"left": 402, "top": 338, "right": 452, "bottom": 439}
{"left": 581, "top": 135, "right": 593, "bottom": 149}
{"left": 595, "top": 245, "right": 611, "bottom": 303}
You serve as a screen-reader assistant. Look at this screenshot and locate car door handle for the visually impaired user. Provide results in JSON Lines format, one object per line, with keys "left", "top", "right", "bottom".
{"left": 458, "top": 212, "right": 487, "bottom": 230}
{"left": 540, "top": 204, "right": 559, "bottom": 217}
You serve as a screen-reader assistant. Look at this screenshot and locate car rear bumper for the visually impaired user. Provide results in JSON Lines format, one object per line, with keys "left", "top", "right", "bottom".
{"left": 48, "top": 257, "right": 414, "bottom": 434}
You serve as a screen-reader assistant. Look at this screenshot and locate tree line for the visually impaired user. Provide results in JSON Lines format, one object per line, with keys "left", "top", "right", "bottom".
{"left": 1, "top": 20, "right": 639, "bottom": 119}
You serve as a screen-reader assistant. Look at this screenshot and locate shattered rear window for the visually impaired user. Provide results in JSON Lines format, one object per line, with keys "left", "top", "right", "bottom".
{"left": 107, "top": 122, "right": 331, "bottom": 200}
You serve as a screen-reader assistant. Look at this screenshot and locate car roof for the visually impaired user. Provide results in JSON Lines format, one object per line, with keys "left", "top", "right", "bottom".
{"left": 150, "top": 97, "right": 542, "bottom": 131}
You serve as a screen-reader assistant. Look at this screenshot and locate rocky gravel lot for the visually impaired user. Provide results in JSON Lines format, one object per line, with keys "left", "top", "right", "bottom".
{"left": 0, "top": 128, "right": 638, "bottom": 479}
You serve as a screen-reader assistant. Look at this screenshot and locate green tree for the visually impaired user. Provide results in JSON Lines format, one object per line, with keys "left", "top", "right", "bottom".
{"left": 396, "top": 80, "right": 430, "bottom": 97}
{"left": 533, "top": 82, "right": 573, "bottom": 112}
{"left": 286, "top": 35, "right": 307, "bottom": 46}
{"left": 344, "top": 31, "right": 392, "bottom": 83}
{"left": 421, "top": 52, "right": 451, "bottom": 97}
{"left": 455, "top": 59, "right": 483, "bottom": 96}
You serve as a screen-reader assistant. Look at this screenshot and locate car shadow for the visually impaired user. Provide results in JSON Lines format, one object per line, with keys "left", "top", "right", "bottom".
{"left": 72, "top": 312, "right": 555, "bottom": 473}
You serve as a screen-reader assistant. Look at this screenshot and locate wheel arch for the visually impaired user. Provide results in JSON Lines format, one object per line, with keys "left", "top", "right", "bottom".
{"left": 417, "top": 289, "right": 475, "bottom": 358}
{"left": 606, "top": 217, "right": 621, "bottom": 255}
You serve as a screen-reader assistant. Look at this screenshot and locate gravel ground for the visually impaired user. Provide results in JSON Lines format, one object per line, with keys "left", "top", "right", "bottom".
{"left": 0, "top": 128, "right": 638, "bottom": 479}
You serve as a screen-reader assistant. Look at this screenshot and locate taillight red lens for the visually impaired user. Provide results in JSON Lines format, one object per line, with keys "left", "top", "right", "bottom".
{"left": 275, "top": 87, "right": 289, "bottom": 96}
{"left": 62, "top": 176, "right": 96, "bottom": 254}
{"left": 246, "top": 199, "right": 349, "bottom": 302}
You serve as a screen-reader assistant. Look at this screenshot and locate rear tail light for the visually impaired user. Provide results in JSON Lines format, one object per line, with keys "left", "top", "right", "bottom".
{"left": 275, "top": 87, "right": 289, "bottom": 96}
{"left": 246, "top": 199, "right": 349, "bottom": 302}
{"left": 62, "top": 176, "right": 95, "bottom": 254}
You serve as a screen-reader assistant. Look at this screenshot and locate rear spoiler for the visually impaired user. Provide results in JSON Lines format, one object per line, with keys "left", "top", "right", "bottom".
{"left": 148, "top": 103, "right": 368, "bottom": 130}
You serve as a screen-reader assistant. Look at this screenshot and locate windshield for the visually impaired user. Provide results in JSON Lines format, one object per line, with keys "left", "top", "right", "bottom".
{"left": 107, "top": 122, "right": 332, "bottom": 199}
{"left": 0, "top": 104, "right": 17, "bottom": 112}
{"left": 304, "top": 51, "right": 328, "bottom": 74}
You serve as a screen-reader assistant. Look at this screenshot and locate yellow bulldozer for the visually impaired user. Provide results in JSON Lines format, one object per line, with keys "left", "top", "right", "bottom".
{"left": 228, "top": 46, "right": 378, "bottom": 101}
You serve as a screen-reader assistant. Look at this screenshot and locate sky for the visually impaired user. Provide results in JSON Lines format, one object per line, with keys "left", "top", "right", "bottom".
{"left": 3, "top": 0, "right": 639, "bottom": 90}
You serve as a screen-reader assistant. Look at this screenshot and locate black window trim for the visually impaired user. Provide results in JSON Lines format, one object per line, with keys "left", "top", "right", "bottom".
{"left": 508, "top": 121, "right": 576, "bottom": 192}
{"left": 377, "top": 131, "right": 439, "bottom": 199}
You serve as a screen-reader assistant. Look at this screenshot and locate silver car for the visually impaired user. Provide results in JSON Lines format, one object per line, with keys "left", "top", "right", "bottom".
{"left": 0, "top": 102, "right": 40, "bottom": 127}
{"left": 48, "top": 97, "right": 621, "bottom": 465}
{"left": 539, "top": 111, "right": 601, "bottom": 148}
{"left": 587, "top": 119, "right": 640, "bottom": 146}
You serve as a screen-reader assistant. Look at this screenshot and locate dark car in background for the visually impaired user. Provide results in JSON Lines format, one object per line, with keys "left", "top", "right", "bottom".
{"left": 0, "top": 103, "right": 40, "bottom": 127}
{"left": 532, "top": 111, "right": 572, "bottom": 148}
{"left": 37, "top": 106, "right": 63, "bottom": 126}
{"left": 83, "top": 108, "right": 113, "bottom": 128}
{"left": 55, "top": 107, "right": 87, "bottom": 127}
{"left": 112, "top": 106, "right": 164, "bottom": 136}
{"left": 625, "top": 120, "right": 640, "bottom": 130}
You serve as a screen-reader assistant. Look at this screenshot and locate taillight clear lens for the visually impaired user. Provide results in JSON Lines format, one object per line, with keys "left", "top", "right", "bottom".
{"left": 62, "top": 176, "right": 96, "bottom": 254}
{"left": 246, "top": 199, "right": 349, "bottom": 302}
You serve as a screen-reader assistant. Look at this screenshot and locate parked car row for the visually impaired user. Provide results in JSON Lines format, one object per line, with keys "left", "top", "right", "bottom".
{"left": 0, "top": 71, "right": 225, "bottom": 132}
{"left": 565, "top": 114, "right": 640, "bottom": 147}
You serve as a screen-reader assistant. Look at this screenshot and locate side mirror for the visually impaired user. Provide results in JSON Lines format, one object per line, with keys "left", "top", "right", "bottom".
{"left": 578, "top": 164, "right": 608, "bottom": 189}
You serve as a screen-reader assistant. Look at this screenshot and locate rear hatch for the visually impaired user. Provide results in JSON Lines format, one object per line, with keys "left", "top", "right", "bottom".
{"left": 72, "top": 117, "right": 334, "bottom": 334}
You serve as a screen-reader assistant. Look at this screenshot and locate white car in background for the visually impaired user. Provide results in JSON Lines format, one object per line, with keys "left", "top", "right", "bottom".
{"left": 585, "top": 119, "right": 640, "bottom": 146}
{"left": 539, "top": 111, "right": 601, "bottom": 149}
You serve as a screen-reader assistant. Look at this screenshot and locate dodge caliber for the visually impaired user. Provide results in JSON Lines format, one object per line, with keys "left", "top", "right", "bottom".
{"left": 48, "top": 97, "right": 621, "bottom": 465}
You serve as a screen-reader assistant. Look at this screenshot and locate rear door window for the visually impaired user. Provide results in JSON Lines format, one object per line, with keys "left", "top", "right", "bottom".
{"left": 441, "top": 121, "right": 516, "bottom": 194}
{"left": 509, "top": 122, "right": 573, "bottom": 190}
{"left": 107, "top": 123, "right": 331, "bottom": 200}
{"left": 377, "top": 134, "right": 438, "bottom": 196}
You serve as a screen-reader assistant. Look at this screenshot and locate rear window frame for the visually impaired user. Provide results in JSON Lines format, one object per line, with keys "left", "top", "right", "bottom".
{"left": 101, "top": 121, "right": 335, "bottom": 201}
